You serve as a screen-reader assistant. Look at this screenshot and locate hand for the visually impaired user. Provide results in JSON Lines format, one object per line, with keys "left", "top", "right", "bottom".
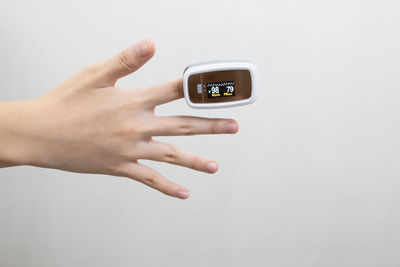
{"left": 0, "top": 39, "right": 239, "bottom": 199}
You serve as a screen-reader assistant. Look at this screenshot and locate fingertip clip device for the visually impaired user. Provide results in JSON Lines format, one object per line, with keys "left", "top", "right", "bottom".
{"left": 183, "top": 60, "right": 258, "bottom": 109}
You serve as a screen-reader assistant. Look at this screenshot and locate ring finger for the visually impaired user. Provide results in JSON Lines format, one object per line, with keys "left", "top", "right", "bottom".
{"left": 140, "top": 140, "right": 219, "bottom": 174}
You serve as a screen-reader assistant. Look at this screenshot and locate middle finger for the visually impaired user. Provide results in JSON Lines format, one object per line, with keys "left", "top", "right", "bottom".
{"left": 144, "top": 116, "right": 239, "bottom": 137}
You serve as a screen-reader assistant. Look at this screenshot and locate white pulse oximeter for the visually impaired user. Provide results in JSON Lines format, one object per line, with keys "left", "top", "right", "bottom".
{"left": 183, "top": 60, "right": 258, "bottom": 109}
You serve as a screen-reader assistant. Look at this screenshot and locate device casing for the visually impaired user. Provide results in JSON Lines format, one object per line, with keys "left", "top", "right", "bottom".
{"left": 183, "top": 60, "right": 258, "bottom": 109}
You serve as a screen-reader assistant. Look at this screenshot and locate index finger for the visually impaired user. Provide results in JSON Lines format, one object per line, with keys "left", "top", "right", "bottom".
{"left": 142, "top": 78, "right": 184, "bottom": 107}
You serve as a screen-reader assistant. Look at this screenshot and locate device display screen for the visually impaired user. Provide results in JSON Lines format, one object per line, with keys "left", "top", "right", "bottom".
{"left": 188, "top": 69, "right": 251, "bottom": 104}
{"left": 206, "top": 81, "right": 235, "bottom": 98}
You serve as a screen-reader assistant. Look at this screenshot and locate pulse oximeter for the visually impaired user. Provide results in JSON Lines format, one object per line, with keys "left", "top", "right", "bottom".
{"left": 183, "top": 60, "right": 258, "bottom": 109}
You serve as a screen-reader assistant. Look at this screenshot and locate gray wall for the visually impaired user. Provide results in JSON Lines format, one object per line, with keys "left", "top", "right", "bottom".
{"left": 1, "top": 0, "right": 400, "bottom": 266}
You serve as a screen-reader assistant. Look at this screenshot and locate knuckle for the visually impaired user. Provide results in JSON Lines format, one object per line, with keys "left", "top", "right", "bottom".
{"left": 162, "top": 144, "right": 178, "bottom": 163}
{"left": 117, "top": 124, "right": 136, "bottom": 137}
{"left": 118, "top": 118, "right": 148, "bottom": 138}
{"left": 134, "top": 125, "right": 152, "bottom": 139}
{"left": 118, "top": 52, "right": 136, "bottom": 72}
{"left": 143, "top": 175, "right": 157, "bottom": 187}
{"left": 178, "top": 123, "right": 193, "bottom": 135}
{"left": 119, "top": 145, "right": 140, "bottom": 161}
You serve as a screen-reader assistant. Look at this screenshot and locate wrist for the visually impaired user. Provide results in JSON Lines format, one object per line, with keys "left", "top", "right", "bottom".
{"left": 0, "top": 99, "right": 42, "bottom": 167}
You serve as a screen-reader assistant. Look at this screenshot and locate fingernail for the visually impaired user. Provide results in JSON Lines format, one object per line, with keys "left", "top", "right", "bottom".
{"left": 226, "top": 121, "right": 238, "bottom": 133}
{"left": 136, "top": 39, "right": 150, "bottom": 57}
{"left": 205, "top": 161, "right": 218, "bottom": 173}
{"left": 178, "top": 190, "right": 189, "bottom": 199}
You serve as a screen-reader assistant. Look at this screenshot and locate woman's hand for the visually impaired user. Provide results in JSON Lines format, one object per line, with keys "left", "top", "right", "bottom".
{"left": 0, "top": 39, "right": 238, "bottom": 199}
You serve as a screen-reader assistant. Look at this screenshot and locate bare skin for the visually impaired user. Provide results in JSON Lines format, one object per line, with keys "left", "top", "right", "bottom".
{"left": 0, "top": 39, "right": 239, "bottom": 199}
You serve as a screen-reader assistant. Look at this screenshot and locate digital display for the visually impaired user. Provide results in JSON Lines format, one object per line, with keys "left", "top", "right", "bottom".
{"left": 207, "top": 81, "right": 235, "bottom": 98}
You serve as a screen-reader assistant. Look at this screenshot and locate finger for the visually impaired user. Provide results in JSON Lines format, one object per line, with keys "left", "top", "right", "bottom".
{"left": 141, "top": 140, "right": 219, "bottom": 173}
{"left": 140, "top": 78, "right": 184, "bottom": 107}
{"left": 143, "top": 116, "right": 239, "bottom": 136}
{"left": 124, "top": 162, "right": 190, "bottom": 199}
{"left": 100, "top": 39, "right": 156, "bottom": 84}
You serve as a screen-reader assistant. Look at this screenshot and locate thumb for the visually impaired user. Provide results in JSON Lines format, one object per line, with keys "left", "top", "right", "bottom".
{"left": 102, "top": 38, "right": 155, "bottom": 84}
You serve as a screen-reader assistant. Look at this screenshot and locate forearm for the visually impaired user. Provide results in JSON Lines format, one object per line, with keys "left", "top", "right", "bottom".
{"left": 0, "top": 100, "right": 37, "bottom": 168}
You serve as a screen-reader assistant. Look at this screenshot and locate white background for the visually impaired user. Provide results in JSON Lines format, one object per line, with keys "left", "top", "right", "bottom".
{"left": 1, "top": 0, "right": 400, "bottom": 266}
